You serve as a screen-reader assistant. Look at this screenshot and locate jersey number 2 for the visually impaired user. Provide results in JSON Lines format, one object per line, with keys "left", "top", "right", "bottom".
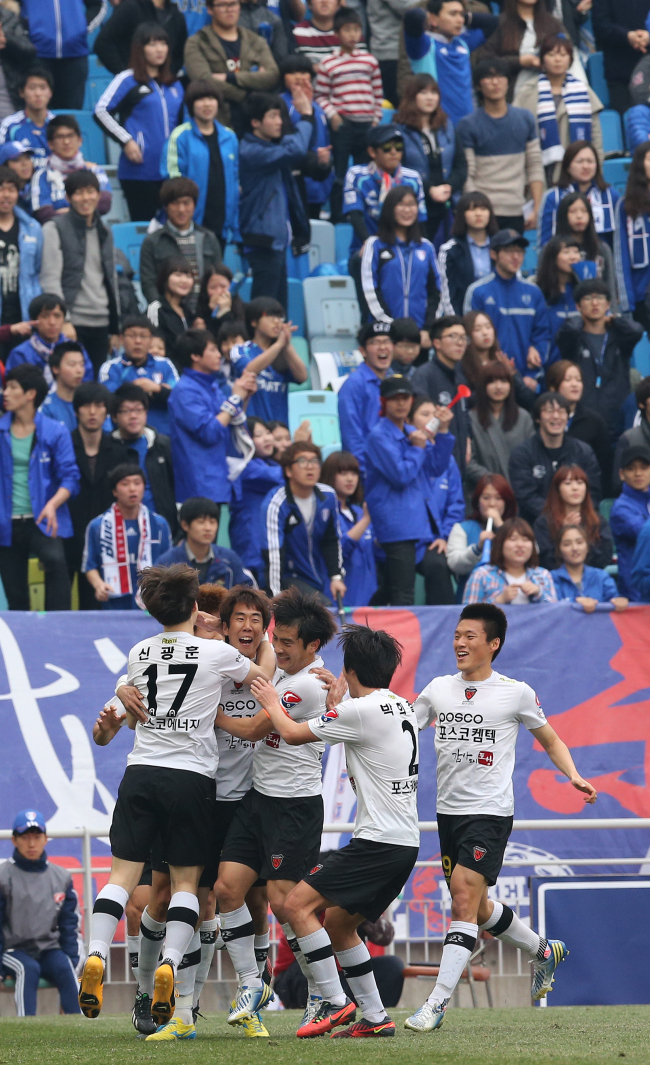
{"left": 143, "top": 664, "right": 198, "bottom": 718}
{"left": 402, "top": 720, "right": 419, "bottom": 777}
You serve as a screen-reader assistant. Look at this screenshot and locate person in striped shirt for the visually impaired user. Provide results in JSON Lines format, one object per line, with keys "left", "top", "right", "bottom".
{"left": 293, "top": 0, "right": 342, "bottom": 71}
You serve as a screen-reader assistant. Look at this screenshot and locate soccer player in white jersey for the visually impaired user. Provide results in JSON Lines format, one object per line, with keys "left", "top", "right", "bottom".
{"left": 213, "top": 587, "right": 337, "bottom": 1028}
{"left": 405, "top": 603, "right": 597, "bottom": 1034}
{"left": 78, "top": 564, "right": 267, "bottom": 1025}
{"left": 250, "top": 624, "right": 420, "bottom": 1039}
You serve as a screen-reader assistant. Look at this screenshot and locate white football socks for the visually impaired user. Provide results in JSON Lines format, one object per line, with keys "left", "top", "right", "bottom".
{"left": 480, "top": 900, "right": 544, "bottom": 958}
{"left": 138, "top": 907, "right": 166, "bottom": 996}
{"left": 88, "top": 884, "right": 130, "bottom": 963}
{"left": 164, "top": 892, "right": 199, "bottom": 970}
{"left": 282, "top": 922, "right": 320, "bottom": 999}
{"left": 193, "top": 917, "right": 219, "bottom": 1008}
{"left": 427, "top": 921, "right": 478, "bottom": 1007}
{"left": 220, "top": 904, "right": 261, "bottom": 987}
{"left": 176, "top": 931, "right": 201, "bottom": 1023}
{"left": 297, "top": 927, "right": 345, "bottom": 1005}
{"left": 337, "top": 943, "right": 384, "bottom": 1023}
{"left": 127, "top": 934, "right": 140, "bottom": 982}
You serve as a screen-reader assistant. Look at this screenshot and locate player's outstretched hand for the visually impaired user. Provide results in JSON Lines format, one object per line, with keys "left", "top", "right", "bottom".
{"left": 116, "top": 683, "right": 147, "bottom": 723}
{"left": 195, "top": 610, "right": 223, "bottom": 639}
{"left": 326, "top": 671, "right": 348, "bottom": 712}
{"left": 570, "top": 775, "right": 597, "bottom": 804}
{"left": 93, "top": 702, "right": 126, "bottom": 745}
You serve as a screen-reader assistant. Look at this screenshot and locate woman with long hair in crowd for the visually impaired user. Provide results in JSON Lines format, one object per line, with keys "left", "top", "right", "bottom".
{"left": 533, "top": 463, "right": 613, "bottom": 571}
{"left": 147, "top": 256, "right": 196, "bottom": 367}
{"left": 546, "top": 359, "right": 613, "bottom": 492}
{"left": 94, "top": 24, "right": 183, "bottom": 221}
{"left": 228, "top": 416, "right": 284, "bottom": 585}
{"left": 467, "top": 361, "right": 535, "bottom": 486}
{"left": 540, "top": 140, "right": 619, "bottom": 248}
{"left": 395, "top": 73, "right": 467, "bottom": 245}
{"left": 479, "top": 0, "right": 564, "bottom": 99}
{"left": 361, "top": 185, "right": 441, "bottom": 329}
{"left": 555, "top": 191, "right": 618, "bottom": 308}
{"left": 614, "top": 142, "right": 650, "bottom": 330}
{"left": 438, "top": 192, "right": 499, "bottom": 315}
{"left": 552, "top": 524, "right": 628, "bottom": 611}
{"left": 463, "top": 516, "right": 557, "bottom": 604}
{"left": 320, "top": 451, "right": 378, "bottom": 607}
{"left": 535, "top": 234, "right": 582, "bottom": 358}
{"left": 462, "top": 309, "right": 535, "bottom": 410}
{"left": 447, "top": 473, "right": 517, "bottom": 600}
{"left": 195, "top": 265, "right": 247, "bottom": 340}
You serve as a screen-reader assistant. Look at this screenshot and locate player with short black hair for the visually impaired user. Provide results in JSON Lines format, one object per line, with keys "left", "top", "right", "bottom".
{"left": 249, "top": 623, "right": 419, "bottom": 1039}
{"left": 405, "top": 605, "right": 597, "bottom": 1034}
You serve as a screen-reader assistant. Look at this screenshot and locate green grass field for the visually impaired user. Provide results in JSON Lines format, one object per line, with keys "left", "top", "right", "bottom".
{"left": 0, "top": 1007, "right": 648, "bottom": 1065}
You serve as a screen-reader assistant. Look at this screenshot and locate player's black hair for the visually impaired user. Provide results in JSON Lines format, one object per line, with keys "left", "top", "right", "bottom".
{"left": 221, "top": 585, "right": 272, "bottom": 630}
{"left": 245, "top": 296, "right": 285, "bottom": 336}
{"left": 29, "top": 293, "right": 66, "bottom": 319}
{"left": 0, "top": 165, "right": 21, "bottom": 192}
{"left": 107, "top": 463, "right": 146, "bottom": 491}
{"left": 458, "top": 604, "right": 507, "bottom": 660}
{"left": 573, "top": 277, "right": 611, "bottom": 304}
{"left": 339, "top": 624, "right": 402, "bottom": 689}
{"left": 48, "top": 340, "right": 84, "bottom": 371}
{"left": 245, "top": 92, "right": 283, "bottom": 128}
{"left": 280, "top": 54, "right": 314, "bottom": 78}
{"left": 113, "top": 382, "right": 150, "bottom": 411}
{"left": 179, "top": 497, "right": 221, "bottom": 526}
{"left": 5, "top": 364, "right": 48, "bottom": 408}
{"left": 73, "top": 380, "right": 113, "bottom": 413}
{"left": 430, "top": 315, "right": 464, "bottom": 341}
{"left": 139, "top": 563, "right": 199, "bottom": 625}
{"left": 271, "top": 586, "right": 337, "bottom": 650}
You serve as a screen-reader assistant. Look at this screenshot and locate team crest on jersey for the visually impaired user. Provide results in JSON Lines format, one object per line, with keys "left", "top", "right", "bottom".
{"left": 310, "top": 864, "right": 323, "bottom": 875}
{"left": 473, "top": 846, "right": 487, "bottom": 861}
{"left": 234, "top": 682, "right": 243, "bottom": 690}
{"left": 478, "top": 750, "right": 494, "bottom": 766}
{"left": 281, "top": 691, "right": 302, "bottom": 710}
{"left": 271, "top": 854, "right": 283, "bottom": 869}
{"left": 323, "top": 707, "right": 339, "bottom": 720}
{"left": 464, "top": 687, "right": 477, "bottom": 702}
{"left": 53, "top": 891, "right": 65, "bottom": 905}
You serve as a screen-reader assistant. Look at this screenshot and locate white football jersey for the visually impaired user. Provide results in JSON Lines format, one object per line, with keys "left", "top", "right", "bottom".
{"left": 415, "top": 671, "right": 547, "bottom": 816}
{"left": 126, "top": 632, "right": 251, "bottom": 777}
{"left": 309, "top": 689, "right": 420, "bottom": 848}
{"left": 253, "top": 656, "right": 327, "bottom": 798}
{"left": 216, "top": 678, "right": 261, "bottom": 801}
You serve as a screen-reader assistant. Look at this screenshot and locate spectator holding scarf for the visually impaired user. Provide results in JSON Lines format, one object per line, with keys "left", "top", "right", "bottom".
{"left": 539, "top": 141, "right": 618, "bottom": 249}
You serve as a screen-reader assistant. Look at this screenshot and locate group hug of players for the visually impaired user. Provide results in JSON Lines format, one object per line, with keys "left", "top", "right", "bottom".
{"left": 78, "top": 564, "right": 597, "bottom": 1041}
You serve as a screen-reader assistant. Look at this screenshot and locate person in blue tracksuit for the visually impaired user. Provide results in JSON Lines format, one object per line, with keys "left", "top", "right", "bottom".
{"left": 539, "top": 141, "right": 619, "bottom": 250}
{"left": 613, "top": 143, "right": 650, "bottom": 330}
{"left": 40, "top": 342, "right": 87, "bottom": 432}
{"left": 626, "top": 103, "right": 650, "bottom": 153}
{"left": 99, "top": 315, "right": 179, "bottom": 435}
{"left": 94, "top": 25, "right": 183, "bottom": 223}
{"left": 230, "top": 296, "right": 308, "bottom": 424}
{"left": 552, "top": 524, "right": 628, "bottom": 610}
{"left": 20, "top": 0, "right": 102, "bottom": 110}
{"left": 337, "top": 320, "right": 394, "bottom": 477}
{"left": 0, "top": 365, "right": 79, "bottom": 611}
{"left": 6, "top": 294, "right": 93, "bottom": 386}
{"left": 631, "top": 516, "right": 650, "bottom": 603}
{"left": 261, "top": 440, "right": 346, "bottom": 602}
{"left": 168, "top": 327, "right": 258, "bottom": 505}
{"left": 30, "top": 115, "right": 112, "bottom": 224}
{"left": 535, "top": 235, "right": 581, "bottom": 361}
{"left": 0, "top": 67, "right": 55, "bottom": 168}
{"left": 464, "top": 228, "right": 550, "bottom": 383}
{"left": 280, "top": 55, "right": 334, "bottom": 218}
{"left": 361, "top": 184, "right": 441, "bottom": 329}
{"left": 609, "top": 445, "right": 650, "bottom": 601}
{"left": 229, "top": 417, "right": 284, "bottom": 584}
{"left": 157, "top": 495, "right": 252, "bottom": 588}
{"left": 163, "top": 79, "right": 240, "bottom": 247}
{"left": 0, "top": 174, "right": 42, "bottom": 323}
{"left": 320, "top": 449, "right": 378, "bottom": 607}
{"left": 364, "top": 374, "right": 455, "bottom": 606}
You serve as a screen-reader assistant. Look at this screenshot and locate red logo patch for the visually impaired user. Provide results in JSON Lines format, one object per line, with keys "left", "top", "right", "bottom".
{"left": 271, "top": 854, "right": 283, "bottom": 869}
{"left": 281, "top": 690, "right": 302, "bottom": 711}
{"left": 478, "top": 750, "right": 493, "bottom": 766}
{"left": 265, "top": 732, "right": 281, "bottom": 748}
{"left": 325, "top": 707, "right": 339, "bottom": 720}
{"left": 535, "top": 693, "right": 541, "bottom": 707}
{"left": 473, "top": 846, "right": 487, "bottom": 862}
{"left": 310, "top": 864, "right": 323, "bottom": 876}
{"left": 465, "top": 687, "right": 477, "bottom": 701}
{"left": 53, "top": 891, "right": 65, "bottom": 905}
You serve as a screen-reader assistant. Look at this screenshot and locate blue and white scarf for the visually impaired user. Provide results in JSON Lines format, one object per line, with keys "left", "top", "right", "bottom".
{"left": 537, "top": 72, "right": 592, "bottom": 167}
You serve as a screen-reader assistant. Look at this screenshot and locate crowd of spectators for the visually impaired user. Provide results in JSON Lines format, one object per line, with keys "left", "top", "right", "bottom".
{"left": 1, "top": 0, "right": 650, "bottom": 614}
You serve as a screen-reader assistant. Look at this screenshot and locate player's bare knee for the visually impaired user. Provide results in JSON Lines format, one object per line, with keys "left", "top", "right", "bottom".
{"left": 215, "top": 877, "right": 241, "bottom": 912}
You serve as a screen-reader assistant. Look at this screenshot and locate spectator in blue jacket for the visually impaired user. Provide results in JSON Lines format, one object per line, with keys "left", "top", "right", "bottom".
{"left": 552, "top": 523, "right": 628, "bottom": 611}
{"left": 0, "top": 166, "right": 42, "bottom": 337}
{"left": 99, "top": 315, "right": 179, "bottom": 436}
{"left": 94, "top": 24, "right": 183, "bottom": 223}
{"left": 0, "top": 67, "right": 55, "bottom": 167}
{"left": 41, "top": 341, "right": 87, "bottom": 432}
{"left": 168, "top": 327, "right": 258, "bottom": 506}
{"left": 239, "top": 91, "right": 313, "bottom": 308}
{"left": 230, "top": 296, "right": 308, "bottom": 424}
{"left": 402, "top": 1, "right": 476, "bottom": 127}
{"left": 0, "top": 810, "right": 82, "bottom": 1017}
{"left": 464, "top": 228, "right": 550, "bottom": 386}
{"left": 320, "top": 449, "right": 378, "bottom": 607}
{"left": 280, "top": 55, "right": 334, "bottom": 220}
{"left": 229, "top": 417, "right": 284, "bottom": 583}
{"left": 539, "top": 141, "right": 619, "bottom": 250}
{"left": 6, "top": 294, "right": 93, "bottom": 386}
{"left": 261, "top": 439, "right": 346, "bottom": 602}
{"left": 30, "top": 115, "right": 112, "bottom": 225}
{"left": 337, "top": 320, "right": 394, "bottom": 476}
{"left": 626, "top": 99, "right": 650, "bottom": 153}
{"left": 0, "top": 143, "right": 36, "bottom": 216}
{"left": 613, "top": 142, "right": 650, "bottom": 330}
{"left": 364, "top": 374, "right": 455, "bottom": 606}
{"left": 390, "top": 316, "right": 422, "bottom": 379}
{"left": 157, "top": 495, "right": 253, "bottom": 587}
{"left": 0, "top": 364, "right": 79, "bottom": 610}
{"left": 361, "top": 185, "right": 441, "bottom": 330}
{"left": 17, "top": 0, "right": 97, "bottom": 109}
{"left": 535, "top": 236, "right": 581, "bottom": 361}
{"left": 609, "top": 444, "right": 650, "bottom": 600}
{"left": 631, "top": 513, "right": 650, "bottom": 602}
{"left": 163, "top": 79, "right": 240, "bottom": 248}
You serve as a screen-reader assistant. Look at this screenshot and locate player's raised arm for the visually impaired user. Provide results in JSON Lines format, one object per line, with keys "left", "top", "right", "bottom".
{"left": 531, "top": 722, "right": 597, "bottom": 804}
{"left": 114, "top": 674, "right": 148, "bottom": 723}
{"left": 250, "top": 678, "right": 316, "bottom": 745}
{"left": 214, "top": 704, "right": 273, "bottom": 741}
{"left": 93, "top": 703, "right": 127, "bottom": 746}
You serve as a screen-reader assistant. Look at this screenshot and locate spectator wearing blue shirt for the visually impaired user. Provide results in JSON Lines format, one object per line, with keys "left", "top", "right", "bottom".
{"left": 609, "top": 445, "right": 650, "bottom": 600}
{"left": 553, "top": 524, "right": 628, "bottom": 611}
{"left": 6, "top": 294, "right": 93, "bottom": 386}
{"left": 230, "top": 296, "right": 308, "bottom": 424}
{"left": 320, "top": 449, "right": 378, "bottom": 607}
{"left": 20, "top": 0, "right": 100, "bottom": 110}
{"left": 41, "top": 341, "right": 86, "bottom": 432}
{"left": 157, "top": 495, "right": 253, "bottom": 587}
{"left": 82, "top": 463, "right": 172, "bottom": 611}
{"left": 631, "top": 514, "right": 650, "bottom": 603}
{"left": 390, "top": 317, "right": 421, "bottom": 379}
{"left": 30, "top": 115, "right": 112, "bottom": 225}
{"left": 337, "top": 320, "right": 394, "bottom": 476}
{"left": 0, "top": 166, "right": 42, "bottom": 340}
{"left": 403, "top": 0, "right": 474, "bottom": 128}
{"left": 0, "top": 143, "right": 36, "bottom": 216}
{"left": 0, "top": 365, "right": 79, "bottom": 611}
{"left": 229, "top": 417, "right": 284, "bottom": 584}
{"left": 0, "top": 68, "right": 55, "bottom": 168}
{"left": 280, "top": 55, "right": 334, "bottom": 220}
{"left": 613, "top": 142, "right": 650, "bottom": 331}
{"left": 464, "top": 228, "right": 550, "bottom": 385}
{"left": 99, "top": 315, "right": 179, "bottom": 436}
{"left": 535, "top": 235, "right": 582, "bottom": 361}
{"left": 539, "top": 141, "right": 619, "bottom": 250}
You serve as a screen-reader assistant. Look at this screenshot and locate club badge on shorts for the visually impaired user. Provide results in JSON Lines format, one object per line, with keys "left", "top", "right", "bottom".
{"left": 473, "top": 846, "right": 487, "bottom": 862}
{"left": 271, "top": 854, "right": 283, "bottom": 870}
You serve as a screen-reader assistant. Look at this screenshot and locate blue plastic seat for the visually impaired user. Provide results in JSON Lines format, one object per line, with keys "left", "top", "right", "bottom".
{"left": 632, "top": 333, "right": 650, "bottom": 378}
{"left": 380, "top": 105, "right": 395, "bottom": 124}
{"left": 602, "top": 157, "right": 631, "bottom": 196}
{"left": 521, "top": 242, "right": 538, "bottom": 277}
{"left": 53, "top": 109, "right": 107, "bottom": 165}
{"left": 335, "top": 222, "right": 353, "bottom": 263}
{"left": 303, "top": 275, "right": 361, "bottom": 339}
{"left": 586, "top": 53, "right": 609, "bottom": 108}
{"left": 309, "top": 219, "right": 336, "bottom": 272}
{"left": 286, "top": 248, "right": 310, "bottom": 280}
{"left": 234, "top": 275, "right": 304, "bottom": 334}
{"left": 223, "top": 243, "right": 245, "bottom": 274}
{"left": 600, "top": 109, "right": 624, "bottom": 156}
{"left": 289, "top": 335, "right": 311, "bottom": 392}
{"left": 111, "top": 221, "right": 150, "bottom": 280}
{"left": 83, "top": 70, "right": 113, "bottom": 111}
{"left": 288, "top": 390, "right": 341, "bottom": 454}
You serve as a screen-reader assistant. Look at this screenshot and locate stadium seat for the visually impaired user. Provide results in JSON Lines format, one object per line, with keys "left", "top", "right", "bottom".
{"left": 217, "top": 505, "right": 231, "bottom": 549}
{"left": 289, "top": 335, "right": 312, "bottom": 392}
{"left": 288, "top": 390, "right": 341, "bottom": 456}
{"left": 53, "top": 110, "right": 107, "bottom": 166}
{"left": 521, "top": 241, "right": 538, "bottom": 277}
{"left": 311, "top": 345, "right": 363, "bottom": 390}
{"left": 110, "top": 222, "right": 150, "bottom": 280}
{"left": 103, "top": 184, "right": 129, "bottom": 224}
{"left": 602, "top": 158, "right": 631, "bottom": 196}
{"left": 623, "top": 109, "right": 636, "bottom": 154}
{"left": 287, "top": 247, "right": 310, "bottom": 280}
{"left": 335, "top": 222, "right": 353, "bottom": 263}
{"left": 287, "top": 277, "right": 305, "bottom": 336}
{"left": 380, "top": 105, "right": 395, "bottom": 124}
{"left": 238, "top": 276, "right": 252, "bottom": 302}
{"left": 223, "top": 243, "right": 246, "bottom": 275}
{"left": 303, "top": 276, "right": 361, "bottom": 339}
{"left": 632, "top": 333, "right": 650, "bottom": 377}
{"left": 586, "top": 52, "right": 609, "bottom": 108}
{"left": 600, "top": 110, "right": 624, "bottom": 156}
{"left": 309, "top": 219, "right": 336, "bottom": 272}
{"left": 83, "top": 68, "right": 113, "bottom": 111}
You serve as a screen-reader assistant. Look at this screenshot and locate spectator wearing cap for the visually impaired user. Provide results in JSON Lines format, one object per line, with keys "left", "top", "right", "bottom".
{"left": 610, "top": 445, "right": 650, "bottom": 600}
{"left": 99, "top": 316, "right": 179, "bottom": 436}
{"left": 614, "top": 376, "right": 650, "bottom": 475}
{"left": 411, "top": 315, "right": 472, "bottom": 476}
{"left": 157, "top": 495, "right": 253, "bottom": 587}
{"left": 0, "top": 165, "right": 42, "bottom": 339}
{"left": 31, "top": 115, "right": 112, "bottom": 225}
{"left": 0, "top": 809, "right": 81, "bottom": 1017}
{"left": 0, "top": 142, "right": 36, "bottom": 216}
{"left": 6, "top": 293, "right": 93, "bottom": 385}
{"left": 464, "top": 229, "right": 550, "bottom": 388}
{"left": 337, "top": 321, "right": 394, "bottom": 476}
{"left": 280, "top": 55, "right": 334, "bottom": 221}
{"left": 556, "top": 278, "right": 642, "bottom": 442}
{"left": 508, "top": 391, "right": 601, "bottom": 524}
{"left": 315, "top": 8, "right": 383, "bottom": 225}
{"left": 0, "top": 67, "right": 54, "bottom": 167}
{"left": 239, "top": 92, "right": 313, "bottom": 308}
{"left": 40, "top": 170, "right": 119, "bottom": 378}
{"left": 230, "top": 296, "right": 308, "bottom": 425}
{"left": 389, "top": 317, "right": 421, "bottom": 378}
{"left": 456, "top": 57, "right": 544, "bottom": 234}
{"left": 163, "top": 80, "right": 240, "bottom": 250}
{"left": 364, "top": 374, "right": 455, "bottom": 605}
{"left": 41, "top": 341, "right": 87, "bottom": 432}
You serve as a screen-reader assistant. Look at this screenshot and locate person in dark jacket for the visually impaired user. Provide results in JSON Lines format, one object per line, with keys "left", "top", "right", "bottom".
{"left": 95, "top": 0, "right": 188, "bottom": 77}
{"left": 613, "top": 376, "right": 650, "bottom": 477}
{"left": 67, "top": 382, "right": 134, "bottom": 610}
{"left": 146, "top": 256, "right": 197, "bottom": 367}
{"left": 0, "top": 810, "right": 81, "bottom": 1017}
{"left": 609, "top": 444, "right": 650, "bottom": 600}
{"left": 110, "top": 382, "right": 178, "bottom": 536}
{"left": 508, "top": 391, "right": 602, "bottom": 524}
{"left": 157, "top": 495, "right": 253, "bottom": 587}
{"left": 229, "top": 417, "right": 284, "bottom": 584}
{"left": 279, "top": 55, "right": 334, "bottom": 221}
{"left": 533, "top": 463, "right": 614, "bottom": 571}
{"left": 556, "top": 278, "right": 643, "bottom": 442}
{"left": 0, "top": 6, "right": 38, "bottom": 117}
{"left": 437, "top": 191, "right": 498, "bottom": 316}
{"left": 592, "top": 0, "right": 650, "bottom": 115}
{"left": 411, "top": 314, "right": 472, "bottom": 476}
{"left": 546, "top": 358, "right": 613, "bottom": 495}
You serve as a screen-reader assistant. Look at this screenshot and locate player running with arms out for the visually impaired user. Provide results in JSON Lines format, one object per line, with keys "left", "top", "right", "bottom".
{"left": 213, "top": 588, "right": 337, "bottom": 1030}
{"left": 250, "top": 624, "right": 420, "bottom": 1040}
{"left": 405, "top": 603, "right": 597, "bottom": 1034}
{"left": 78, "top": 564, "right": 268, "bottom": 1027}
